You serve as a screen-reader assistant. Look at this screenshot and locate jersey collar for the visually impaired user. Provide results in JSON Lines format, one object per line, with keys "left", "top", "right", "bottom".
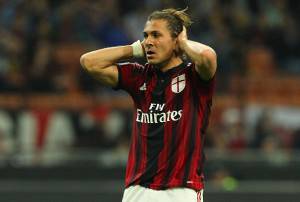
{"left": 155, "top": 62, "right": 186, "bottom": 78}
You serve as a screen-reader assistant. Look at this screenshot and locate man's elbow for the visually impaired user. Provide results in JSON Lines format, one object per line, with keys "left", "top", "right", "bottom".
{"left": 80, "top": 54, "right": 89, "bottom": 70}
{"left": 195, "top": 50, "right": 217, "bottom": 80}
{"left": 80, "top": 54, "right": 98, "bottom": 73}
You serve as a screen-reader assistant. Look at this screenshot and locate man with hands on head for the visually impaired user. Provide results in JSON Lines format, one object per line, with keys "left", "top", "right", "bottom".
{"left": 80, "top": 8, "right": 217, "bottom": 202}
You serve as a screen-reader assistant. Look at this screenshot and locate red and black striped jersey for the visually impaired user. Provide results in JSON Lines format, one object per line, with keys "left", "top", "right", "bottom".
{"left": 116, "top": 61, "right": 216, "bottom": 191}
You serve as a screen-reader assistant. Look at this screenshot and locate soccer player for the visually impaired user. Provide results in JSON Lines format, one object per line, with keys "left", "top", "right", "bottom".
{"left": 80, "top": 8, "right": 217, "bottom": 202}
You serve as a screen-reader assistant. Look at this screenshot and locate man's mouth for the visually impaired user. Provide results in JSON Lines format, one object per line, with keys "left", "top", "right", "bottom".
{"left": 146, "top": 50, "right": 155, "bottom": 57}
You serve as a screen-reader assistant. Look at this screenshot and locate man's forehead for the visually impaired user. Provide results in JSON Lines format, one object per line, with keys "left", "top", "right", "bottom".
{"left": 143, "top": 19, "right": 168, "bottom": 32}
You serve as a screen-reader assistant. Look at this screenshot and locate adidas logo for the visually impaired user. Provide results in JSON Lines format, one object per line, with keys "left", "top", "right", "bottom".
{"left": 139, "top": 83, "right": 147, "bottom": 91}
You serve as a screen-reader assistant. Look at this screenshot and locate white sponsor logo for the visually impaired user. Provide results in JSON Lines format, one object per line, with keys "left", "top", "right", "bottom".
{"left": 171, "top": 74, "right": 185, "bottom": 93}
{"left": 149, "top": 103, "right": 165, "bottom": 111}
{"left": 136, "top": 103, "right": 182, "bottom": 123}
{"left": 139, "top": 83, "right": 147, "bottom": 91}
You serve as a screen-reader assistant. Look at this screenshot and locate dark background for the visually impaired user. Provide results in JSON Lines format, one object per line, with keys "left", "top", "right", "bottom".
{"left": 0, "top": 0, "right": 300, "bottom": 201}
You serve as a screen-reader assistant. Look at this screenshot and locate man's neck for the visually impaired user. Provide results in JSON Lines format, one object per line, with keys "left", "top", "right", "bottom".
{"left": 158, "top": 57, "right": 183, "bottom": 72}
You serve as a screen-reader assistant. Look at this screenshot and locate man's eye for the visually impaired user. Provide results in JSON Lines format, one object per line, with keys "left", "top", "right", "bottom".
{"left": 153, "top": 33, "right": 159, "bottom": 38}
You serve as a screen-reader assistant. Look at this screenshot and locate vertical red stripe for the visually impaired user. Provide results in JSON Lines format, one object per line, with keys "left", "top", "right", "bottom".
{"left": 188, "top": 97, "right": 207, "bottom": 183}
{"left": 150, "top": 122, "right": 172, "bottom": 187}
{"left": 135, "top": 76, "right": 154, "bottom": 184}
{"left": 188, "top": 112, "right": 202, "bottom": 182}
{"left": 166, "top": 83, "right": 192, "bottom": 184}
{"left": 125, "top": 117, "right": 137, "bottom": 186}
{"left": 125, "top": 67, "right": 156, "bottom": 186}
{"left": 127, "top": 118, "right": 148, "bottom": 186}
{"left": 125, "top": 146, "right": 134, "bottom": 185}
{"left": 136, "top": 122, "right": 148, "bottom": 183}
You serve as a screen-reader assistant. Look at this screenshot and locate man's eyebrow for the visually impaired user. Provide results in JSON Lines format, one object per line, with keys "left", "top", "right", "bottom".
{"left": 143, "top": 30, "right": 161, "bottom": 35}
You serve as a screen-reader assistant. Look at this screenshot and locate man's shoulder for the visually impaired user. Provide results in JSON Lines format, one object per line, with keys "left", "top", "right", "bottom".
{"left": 133, "top": 62, "right": 155, "bottom": 74}
{"left": 118, "top": 62, "right": 155, "bottom": 77}
{"left": 180, "top": 61, "right": 195, "bottom": 73}
{"left": 184, "top": 61, "right": 216, "bottom": 85}
{"left": 119, "top": 62, "right": 152, "bottom": 69}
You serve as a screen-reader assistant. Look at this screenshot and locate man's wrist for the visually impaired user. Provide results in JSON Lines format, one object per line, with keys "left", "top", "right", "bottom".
{"left": 131, "top": 40, "right": 144, "bottom": 58}
{"left": 179, "top": 39, "right": 188, "bottom": 51}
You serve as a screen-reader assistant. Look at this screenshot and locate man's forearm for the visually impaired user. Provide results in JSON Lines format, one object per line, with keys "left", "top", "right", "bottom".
{"left": 80, "top": 45, "right": 133, "bottom": 70}
{"left": 180, "top": 40, "right": 214, "bottom": 65}
{"left": 179, "top": 39, "right": 217, "bottom": 80}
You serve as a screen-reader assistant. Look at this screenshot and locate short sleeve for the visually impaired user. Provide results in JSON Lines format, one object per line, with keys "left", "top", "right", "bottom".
{"left": 190, "top": 63, "right": 216, "bottom": 97}
{"left": 114, "top": 62, "right": 145, "bottom": 94}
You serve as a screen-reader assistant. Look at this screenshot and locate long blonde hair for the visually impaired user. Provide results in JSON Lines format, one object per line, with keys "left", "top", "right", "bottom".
{"left": 147, "top": 8, "right": 192, "bottom": 38}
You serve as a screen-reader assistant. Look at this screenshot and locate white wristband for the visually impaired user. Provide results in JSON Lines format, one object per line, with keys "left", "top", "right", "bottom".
{"left": 131, "top": 40, "right": 144, "bottom": 58}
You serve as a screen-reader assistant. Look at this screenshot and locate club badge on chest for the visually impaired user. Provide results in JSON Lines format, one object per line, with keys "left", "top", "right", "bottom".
{"left": 171, "top": 74, "right": 185, "bottom": 93}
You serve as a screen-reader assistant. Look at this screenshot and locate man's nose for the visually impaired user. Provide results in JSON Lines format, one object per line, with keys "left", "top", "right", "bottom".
{"left": 145, "top": 37, "right": 153, "bottom": 46}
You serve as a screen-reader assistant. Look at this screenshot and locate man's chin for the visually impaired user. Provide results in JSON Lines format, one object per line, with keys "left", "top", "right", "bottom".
{"left": 147, "top": 58, "right": 159, "bottom": 65}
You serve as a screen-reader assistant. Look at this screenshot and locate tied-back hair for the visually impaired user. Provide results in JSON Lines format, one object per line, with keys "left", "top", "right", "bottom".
{"left": 148, "top": 8, "right": 192, "bottom": 38}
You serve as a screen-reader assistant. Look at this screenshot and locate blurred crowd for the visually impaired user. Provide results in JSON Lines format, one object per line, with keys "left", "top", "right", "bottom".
{"left": 0, "top": 0, "right": 299, "bottom": 93}
{"left": 0, "top": 0, "right": 300, "bottom": 167}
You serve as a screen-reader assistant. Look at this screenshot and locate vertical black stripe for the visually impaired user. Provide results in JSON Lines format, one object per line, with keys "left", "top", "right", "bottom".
{"left": 139, "top": 75, "right": 166, "bottom": 187}
{"left": 161, "top": 92, "right": 183, "bottom": 187}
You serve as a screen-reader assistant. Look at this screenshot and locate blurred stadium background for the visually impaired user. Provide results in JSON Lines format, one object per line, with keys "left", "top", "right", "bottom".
{"left": 0, "top": 0, "right": 299, "bottom": 201}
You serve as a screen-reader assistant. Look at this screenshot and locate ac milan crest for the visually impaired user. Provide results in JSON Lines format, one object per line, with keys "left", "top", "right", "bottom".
{"left": 171, "top": 74, "right": 186, "bottom": 93}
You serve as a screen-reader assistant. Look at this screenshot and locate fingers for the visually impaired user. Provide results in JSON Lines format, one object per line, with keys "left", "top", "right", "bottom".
{"left": 141, "top": 39, "right": 146, "bottom": 52}
{"left": 178, "top": 26, "right": 187, "bottom": 41}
